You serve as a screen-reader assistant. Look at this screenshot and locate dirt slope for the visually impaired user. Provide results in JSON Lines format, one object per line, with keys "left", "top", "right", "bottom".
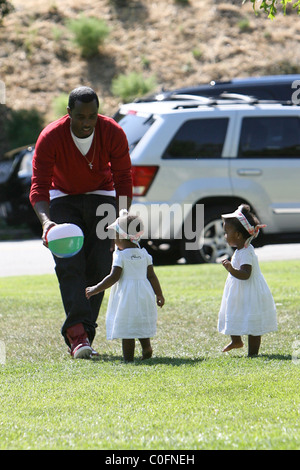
{"left": 0, "top": 0, "right": 300, "bottom": 152}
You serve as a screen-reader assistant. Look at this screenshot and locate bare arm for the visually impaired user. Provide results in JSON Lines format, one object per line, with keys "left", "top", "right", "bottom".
{"left": 85, "top": 266, "right": 122, "bottom": 299}
{"left": 33, "top": 201, "right": 56, "bottom": 246}
{"left": 147, "top": 265, "right": 165, "bottom": 307}
{"left": 222, "top": 260, "right": 252, "bottom": 280}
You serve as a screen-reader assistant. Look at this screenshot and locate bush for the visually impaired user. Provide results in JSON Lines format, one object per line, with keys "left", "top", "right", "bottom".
{"left": 0, "top": 0, "right": 14, "bottom": 21}
{"left": 51, "top": 93, "right": 69, "bottom": 119}
{"left": 111, "top": 72, "right": 156, "bottom": 103}
{"left": 67, "top": 15, "right": 110, "bottom": 58}
{"left": 5, "top": 108, "right": 44, "bottom": 148}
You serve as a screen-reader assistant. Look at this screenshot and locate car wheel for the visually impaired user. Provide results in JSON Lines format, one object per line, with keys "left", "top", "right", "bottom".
{"left": 141, "top": 240, "right": 181, "bottom": 265}
{"left": 181, "top": 205, "right": 234, "bottom": 264}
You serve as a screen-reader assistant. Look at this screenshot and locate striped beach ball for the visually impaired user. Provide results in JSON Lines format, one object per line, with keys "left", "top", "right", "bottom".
{"left": 46, "top": 223, "right": 84, "bottom": 258}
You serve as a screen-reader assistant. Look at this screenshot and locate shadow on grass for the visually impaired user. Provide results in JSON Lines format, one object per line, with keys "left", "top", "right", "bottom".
{"left": 89, "top": 353, "right": 293, "bottom": 364}
{"left": 257, "top": 353, "right": 292, "bottom": 361}
{"left": 90, "top": 354, "right": 206, "bottom": 366}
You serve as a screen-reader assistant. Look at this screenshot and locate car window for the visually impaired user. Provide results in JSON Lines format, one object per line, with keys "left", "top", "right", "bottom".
{"left": 238, "top": 116, "right": 300, "bottom": 158}
{"left": 162, "top": 118, "right": 228, "bottom": 159}
{"left": 114, "top": 111, "right": 154, "bottom": 153}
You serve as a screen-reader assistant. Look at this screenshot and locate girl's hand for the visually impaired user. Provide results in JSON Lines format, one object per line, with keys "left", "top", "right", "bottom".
{"left": 222, "top": 260, "right": 252, "bottom": 280}
{"left": 85, "top": 287, "right": 96, "bottom": 299}
{"left": 222, "top": 259, "right": 232, "bottom": 272}
{"left": 156, "top": 295, "right": 165, "bottom": 308}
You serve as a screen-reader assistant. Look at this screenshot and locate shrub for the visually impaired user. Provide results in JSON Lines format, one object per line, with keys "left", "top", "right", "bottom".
{"left": 67, "top": 15, "right": 110, "bottom": 58}
{"left": 0, "top": 0, "right": 14, "bottom": 21}
{"left": 238, "top": 18, "right": 251, "bottom": 32}
{"left": 111, "top": 72, "right": 156, "bottom": 103}
{"left": 5, "top": 108, "right": 44, "bottom": 148}
{"left": 51, "top": 93, "right": 69, "bottom": 119}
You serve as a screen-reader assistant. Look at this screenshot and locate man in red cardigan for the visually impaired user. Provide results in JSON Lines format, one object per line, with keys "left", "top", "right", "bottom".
{"left": 30, "top": 86, "right": 132, "bottom": 358}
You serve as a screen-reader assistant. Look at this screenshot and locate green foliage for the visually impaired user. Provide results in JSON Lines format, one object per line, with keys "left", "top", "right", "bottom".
{"left": 192, "top": 48, "right": 203, "bottom": 60}
{"left": 111, "top": 72, "right": 156, "bottom": 103}
{"left": 51, "top": 93, "right": 69, "bottom": 119}
{"left": 249, "top": 0, "right": 300, "bottom": 19}
{"left": 0, "top": 0, "right": 14, "bottom": 21}
{"left": 66, "top": 15, "right": 110, "bottom": 58}
{"left": 5, "top": 108, "right": 44, "bottom": 148}
{"left": 238, "top": 17, "right": 251, "bottom": 31}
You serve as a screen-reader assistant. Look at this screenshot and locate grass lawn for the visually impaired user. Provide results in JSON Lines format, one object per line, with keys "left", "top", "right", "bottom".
{"left": 0, "top": 260, "right": 299, "bottom": 450}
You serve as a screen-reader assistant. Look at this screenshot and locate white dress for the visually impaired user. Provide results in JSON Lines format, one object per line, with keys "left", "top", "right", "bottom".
{"left": 218, "top": 245, "right": 277, "bottom": 336}
{"left": 106, "top": 247, "right": 157, "bottom": 340}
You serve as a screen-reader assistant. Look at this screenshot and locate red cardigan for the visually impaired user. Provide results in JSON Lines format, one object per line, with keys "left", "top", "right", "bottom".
{"left": 29, "top": 114, "right": 132, "bottom": 206}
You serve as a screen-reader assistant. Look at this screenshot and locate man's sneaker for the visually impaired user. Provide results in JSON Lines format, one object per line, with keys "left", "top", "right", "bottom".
{"left": 73, "top": 342, "right": 93, "bottom": 359}
{"left": 67, "top": 345, "right": 99, "bottom": 358}
{"left": 66, "top": 323, "right": 92, "bottom": 359}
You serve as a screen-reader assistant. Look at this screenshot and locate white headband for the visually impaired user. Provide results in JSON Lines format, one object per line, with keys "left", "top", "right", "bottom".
{"left": 107, "top": 209, "right": 144, "bottom": 246}
{"left": 222, "top": 205, "right": 266, "bottom": 248}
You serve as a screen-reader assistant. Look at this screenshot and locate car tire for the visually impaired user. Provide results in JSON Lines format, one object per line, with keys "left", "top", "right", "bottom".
{"left": 141, "top": 240, "right": 181, "bottom": 265}
{"left": 181, "top": 204, "right": 235, "bottom": 264}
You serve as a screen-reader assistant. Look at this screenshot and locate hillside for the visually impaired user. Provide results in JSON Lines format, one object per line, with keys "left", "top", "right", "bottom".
{"left": 1, "top": 0, "right": 300, "bottom": 152}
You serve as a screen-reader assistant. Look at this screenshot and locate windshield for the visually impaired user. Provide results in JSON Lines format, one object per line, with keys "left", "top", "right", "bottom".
{"left": 114, "top": 111, "right": 154, "bottom": 153}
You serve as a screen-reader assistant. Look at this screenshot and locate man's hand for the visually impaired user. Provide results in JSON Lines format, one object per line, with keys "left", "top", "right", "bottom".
{"left": 42, "top": 220, "right": 56, "bottom": 247}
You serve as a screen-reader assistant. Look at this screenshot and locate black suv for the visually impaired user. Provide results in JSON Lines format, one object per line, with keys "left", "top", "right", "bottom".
{"left": 140, "top": 74, "right": 300, "bottom": 103}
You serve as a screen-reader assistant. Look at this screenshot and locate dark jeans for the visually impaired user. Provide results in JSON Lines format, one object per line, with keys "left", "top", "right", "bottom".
{"left": 50, "top": 194, "right": 116, "bottom": 346}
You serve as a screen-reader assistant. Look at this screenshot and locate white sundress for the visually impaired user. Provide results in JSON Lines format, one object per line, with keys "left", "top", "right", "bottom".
{"left": 106, "top": 247, "right": 157, "bottom": 340}
{"left": 218, "top": 245, "right": 277, "bottom": 336}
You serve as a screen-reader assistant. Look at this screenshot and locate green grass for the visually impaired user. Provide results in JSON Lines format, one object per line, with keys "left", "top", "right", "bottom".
{"left": 0, "top": 261, "right": 299, "bottom": 450}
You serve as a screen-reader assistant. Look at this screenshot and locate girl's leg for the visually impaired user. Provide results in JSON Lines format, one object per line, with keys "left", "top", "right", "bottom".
{"left": 139, "top": 338, "right": 152, "bottom": 360}
{"left": 223, "top": 335, "right": 244, "bottom": 352}
{"left": 122, "top": 339, "right": 135, "bottom": 362}
{"left": 248, "top": 335, "right": 261, "bottom": 356}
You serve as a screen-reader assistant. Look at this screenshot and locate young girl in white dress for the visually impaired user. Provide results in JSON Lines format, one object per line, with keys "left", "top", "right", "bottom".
{"left": 218, "top": 204, "right": 277, "bottom": 356}
{"left": 86, "top": 210, "right": 165, "bottom": 362}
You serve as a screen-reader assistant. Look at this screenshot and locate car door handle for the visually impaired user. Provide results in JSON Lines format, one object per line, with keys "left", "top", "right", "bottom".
{"left": 237, "top": 169, "right": 262, "bottom": 176}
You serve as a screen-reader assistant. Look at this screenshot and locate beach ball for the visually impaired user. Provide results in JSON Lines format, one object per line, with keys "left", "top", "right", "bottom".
{"left": 46, "top": 223, "right": 84, "bottom": 258}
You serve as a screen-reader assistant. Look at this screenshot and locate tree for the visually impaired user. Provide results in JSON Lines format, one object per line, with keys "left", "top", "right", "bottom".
{"left": 248, "top": 0, "right": 300, "bottom": 19}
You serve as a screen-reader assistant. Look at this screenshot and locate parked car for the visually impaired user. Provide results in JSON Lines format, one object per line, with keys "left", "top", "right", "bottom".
{"left": 1, "top": 75, "right": 300, "bottom": 262}
{"left": 139, "top": 74, "right": 300, "bottom": 104}
{"left": 0, "top": 145, "right": 40, "bottom": 235}
{"left": 114, "top": 94, "right": 300, "bottom": 264}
